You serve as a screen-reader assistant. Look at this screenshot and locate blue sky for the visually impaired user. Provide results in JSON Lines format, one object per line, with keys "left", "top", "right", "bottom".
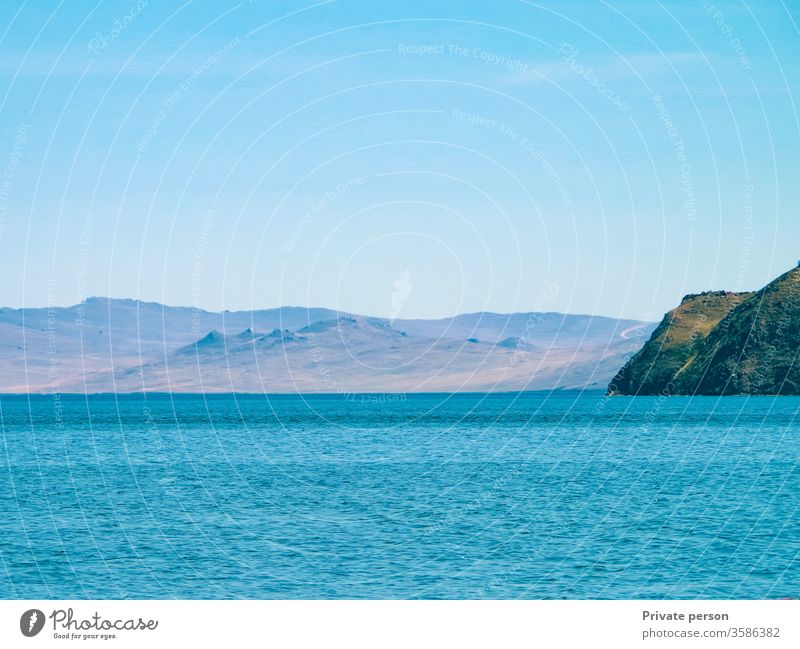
{"left": 0, "top": 0, "right": 797, "bottom": 320}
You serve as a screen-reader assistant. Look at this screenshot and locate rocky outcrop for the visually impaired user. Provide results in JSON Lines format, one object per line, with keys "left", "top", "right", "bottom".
{"left": 609, "top": 265, "right": 800, "bottom": 395}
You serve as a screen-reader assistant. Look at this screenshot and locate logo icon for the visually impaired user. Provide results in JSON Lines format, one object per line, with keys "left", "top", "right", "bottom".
{"left": 390, "top": 269, "right": 413, "bottom": 323}
{"left": 20, "top": 609, "right": 45, "bottom": 637}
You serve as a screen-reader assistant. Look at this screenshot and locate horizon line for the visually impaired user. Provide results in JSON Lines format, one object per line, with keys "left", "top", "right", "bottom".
{"left": 0, "top": 295, "right": 659, "bottom": 324}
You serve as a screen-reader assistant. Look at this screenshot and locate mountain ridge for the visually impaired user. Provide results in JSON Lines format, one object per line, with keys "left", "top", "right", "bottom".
{"left": 0, "top": 299, "right": 655, "bottom": 394}
{"left": 0, "top": 296, "right": 640, "bottom": 324}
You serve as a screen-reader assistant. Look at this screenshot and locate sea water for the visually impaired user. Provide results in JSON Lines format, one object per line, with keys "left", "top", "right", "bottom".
{"left": 0, "top": 392, "right": 798, "bottom": 599}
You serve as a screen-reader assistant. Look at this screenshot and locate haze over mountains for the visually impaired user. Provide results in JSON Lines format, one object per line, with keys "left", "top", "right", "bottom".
{"left": 0, "top": 298, "right": 654, "bottom": 393}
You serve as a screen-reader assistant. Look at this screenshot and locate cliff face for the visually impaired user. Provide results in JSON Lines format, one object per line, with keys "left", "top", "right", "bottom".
{"left": 609, "top": 265, "right": 800, "bottom": 396}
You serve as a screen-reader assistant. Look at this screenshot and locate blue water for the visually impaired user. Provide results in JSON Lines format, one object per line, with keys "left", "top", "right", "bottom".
{"left": 0, "top": 392, "right": 798, "bottom": 599}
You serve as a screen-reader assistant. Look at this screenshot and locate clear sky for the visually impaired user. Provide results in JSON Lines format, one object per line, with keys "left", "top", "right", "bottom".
{"left": 0, "top": 0, "right": 797, "bottom": 321}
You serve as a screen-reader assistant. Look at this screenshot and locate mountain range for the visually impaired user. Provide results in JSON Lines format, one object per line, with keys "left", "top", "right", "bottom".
{"left": 609, "top": 264, "right": 800, "bottom": 396}
{"left": 0, "top": 298, "right": 654, "bottom": 393}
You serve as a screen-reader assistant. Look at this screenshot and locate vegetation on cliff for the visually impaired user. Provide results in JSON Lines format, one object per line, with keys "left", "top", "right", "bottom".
{"left": 609, "top": 265, "right": 800, "bottom": 395}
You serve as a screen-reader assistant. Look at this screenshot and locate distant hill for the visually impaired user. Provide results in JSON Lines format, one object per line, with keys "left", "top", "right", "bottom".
{"left": 0, "top": 299, "right": 655, "bottom": 393}
{"left": 609, "top": 265, "right": 800, "bottom": 396}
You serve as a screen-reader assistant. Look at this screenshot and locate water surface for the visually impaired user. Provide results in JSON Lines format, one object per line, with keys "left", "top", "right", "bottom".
{"left": 0, "top": 392, "right": 798, "bottom": 598}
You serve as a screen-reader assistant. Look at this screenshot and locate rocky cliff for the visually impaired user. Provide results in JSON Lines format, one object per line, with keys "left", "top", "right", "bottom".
{"left": 609, "top": 265, "right": 800, "bottom": 395}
